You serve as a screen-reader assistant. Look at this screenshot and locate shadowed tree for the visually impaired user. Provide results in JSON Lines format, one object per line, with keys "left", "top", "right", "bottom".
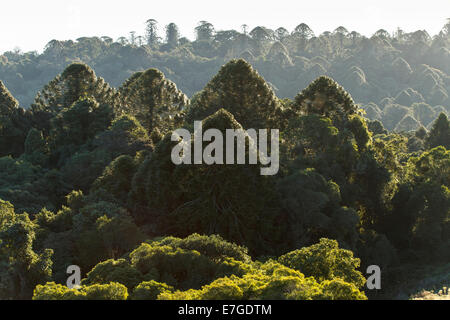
{"left": 293, "top": 23, "right": 314, "bottom": 52}
{"left": 275, "top": 27, "right": 289, "bottom": 41}
{"left": 442, "top": 18, "right": 450, "bottom": 36}
{"left": 294, "top": 76, "right": 358, "bottom": 117}
{"left": 101, "top": 36, "right": 113, "bottom": 45}
{"left": 277, "top": 168, "right": 360, "bottom": 249}
{"left": 30, "top": 63, "right": 118, "bottom": 135}
{"left": 374, "top": 29, "right": 390, "bottom": 40}
{"left": 0, "top": 81, "right": 30, "bottom": 157}
{"left": 291, "top": 76, "right": 392, "bottom": 230}
{"left": 49, "top": 97, "right": 114, "bottom": 151}
{"left": 425, "top": 113, "right": 450, "bottom": 149}
{"left": 293, "top": 23, "right": 315, "bottom": 39}
{"left": 0, "top": 80, "right": 19, "bottom": 113}
{"left": 23, "top": 128, "right": 49, "bottom": 166}
{"left": 387, "top": 147, "right": 450, "bottom": 261}
{"left": 128, "top": 109, "right": 287, "bottom": 255}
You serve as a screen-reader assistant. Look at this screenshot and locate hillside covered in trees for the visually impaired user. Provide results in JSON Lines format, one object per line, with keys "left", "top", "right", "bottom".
{"left": 0, "top": 21, "right": 449, "bottom": 300}
{"left": 1, "top": 19, "right": 450, "bottom": 133}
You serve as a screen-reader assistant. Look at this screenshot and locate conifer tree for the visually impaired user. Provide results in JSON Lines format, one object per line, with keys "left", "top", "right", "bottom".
{"left": 425, "top": 113, "right": 450, "bottom": 149}
{"left": 0, "top": 81, "right": 30, "bottom": 157}
{"left": 128, "top": 109, "right": 286, "bottom": 255}
{"left": 31, "top": 63, "right": 118, "bottom": 135}
{"left": 119, "top": 68, "right": 188, "bottom": 134}
{"left": 187, "top": 59, "right": 283, "bottom": 129}
{"left": 23, "top": 128, "right": 48, "bottom": 166}
{"left": 0, "top": 80, "right": 19, "bottom": 113}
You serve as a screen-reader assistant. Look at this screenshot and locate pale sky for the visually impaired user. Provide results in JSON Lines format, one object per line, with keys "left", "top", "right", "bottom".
{"left": 1, "top": 0, "right": 449, "bottom": 54}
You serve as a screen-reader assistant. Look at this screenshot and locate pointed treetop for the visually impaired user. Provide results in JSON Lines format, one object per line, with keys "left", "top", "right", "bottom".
{"left": 24, "top": 128, "right": 46, "bottom": 155}
{"left": 294, "top": 76, "right": 357, "bottom": 116}
{"left": 187, "top": 59, "right": 282, "bottom": 129}
{"left": 294, "top": 23, "right": 315, "bottom": 39}
{"left": 202, "top": 108, "right": 243, "bottom": 132}
{"left": 32, "top": 63, "right": 118, "bottom": 116}
{"left": 0, "top": 80, "right": 19, "bottom": 115}
{"left": 425, "top": 112, "right": 450, "bottom": 149}
{"left": 120, "top": 68, "right": 186, "bottom": 99}
{"left": 133, "top": 68, "right": 168, "bottom": 85}
{"left": 61, "top": 62, "right": 95, "bottom": 80}
{"left": 120, "top": 71, "right": 144, "bottom": 90}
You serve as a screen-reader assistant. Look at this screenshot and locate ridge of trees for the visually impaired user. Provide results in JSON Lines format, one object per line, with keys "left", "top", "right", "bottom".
{"left": 1, "top": 20, "right": 449, "bottom": 133}
{"left": 0, "top": 58, "right": 448, "bottom": 300}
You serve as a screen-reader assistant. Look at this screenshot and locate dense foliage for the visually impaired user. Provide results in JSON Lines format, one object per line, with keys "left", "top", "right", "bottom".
{"left": 0, "top": 24, "right": 449, "bottom": 299}
{"left": 2, "top": 20, "right": 449, "bottom": 134}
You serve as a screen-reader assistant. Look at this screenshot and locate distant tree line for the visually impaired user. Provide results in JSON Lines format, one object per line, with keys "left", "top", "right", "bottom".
{"left": 1, "top": 19, "right": 449, "bottom": 132}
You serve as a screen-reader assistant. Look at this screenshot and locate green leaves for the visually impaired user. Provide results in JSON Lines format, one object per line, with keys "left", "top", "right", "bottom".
{"left": 128, "top": 242, "right": 249, "bottom": 290}
{"left": 32, "top": 281, "right": 128, "bottom": 300}
{"left": 129, "top": 109, "right": 284, "bottom": 255}
{"left": 131, "top": 280, "right": 174, "bottom": 300}
{"left": 50, "top": 97, "right": 113, "bottom": 151}
{"left": 294, "top": 76, "right": 358, "bottom": 117}
{"left": 41, "top": 236, "right": 367, "bottom": 300}
{"left": 186, "top": 59, "right": 283, "bottom": 130}
{"left": 0, "top": 81, "right": 30, "bottom": 158}
{"left": 278, "top": 238, "right": 366, "bottom": 288}
{"left": 425, "top": 113, "right": 450, "bottom": 149}
{"left": 0, "top": 80, "right": 19, "bottom": 115}
{"left": 92, "top": 154, "right": 140, "bottom": 204}
{"left": 83, "top": 259, "right": 142, "bottom": 290}
{"left": 387, "top": 147, "right": 450, "bottom": 261}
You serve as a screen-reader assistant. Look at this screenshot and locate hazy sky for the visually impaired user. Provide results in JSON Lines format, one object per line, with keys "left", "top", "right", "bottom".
{"left": 1, "top": 0, "right": 449, "bottom": 53}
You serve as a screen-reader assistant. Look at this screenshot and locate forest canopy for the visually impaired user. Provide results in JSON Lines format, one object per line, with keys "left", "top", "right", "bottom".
{"left": 1, "top": 19, "right": 450, "bottom": 133}
{"left": 0, "top": 19, "right": 449, "bottom": 300}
